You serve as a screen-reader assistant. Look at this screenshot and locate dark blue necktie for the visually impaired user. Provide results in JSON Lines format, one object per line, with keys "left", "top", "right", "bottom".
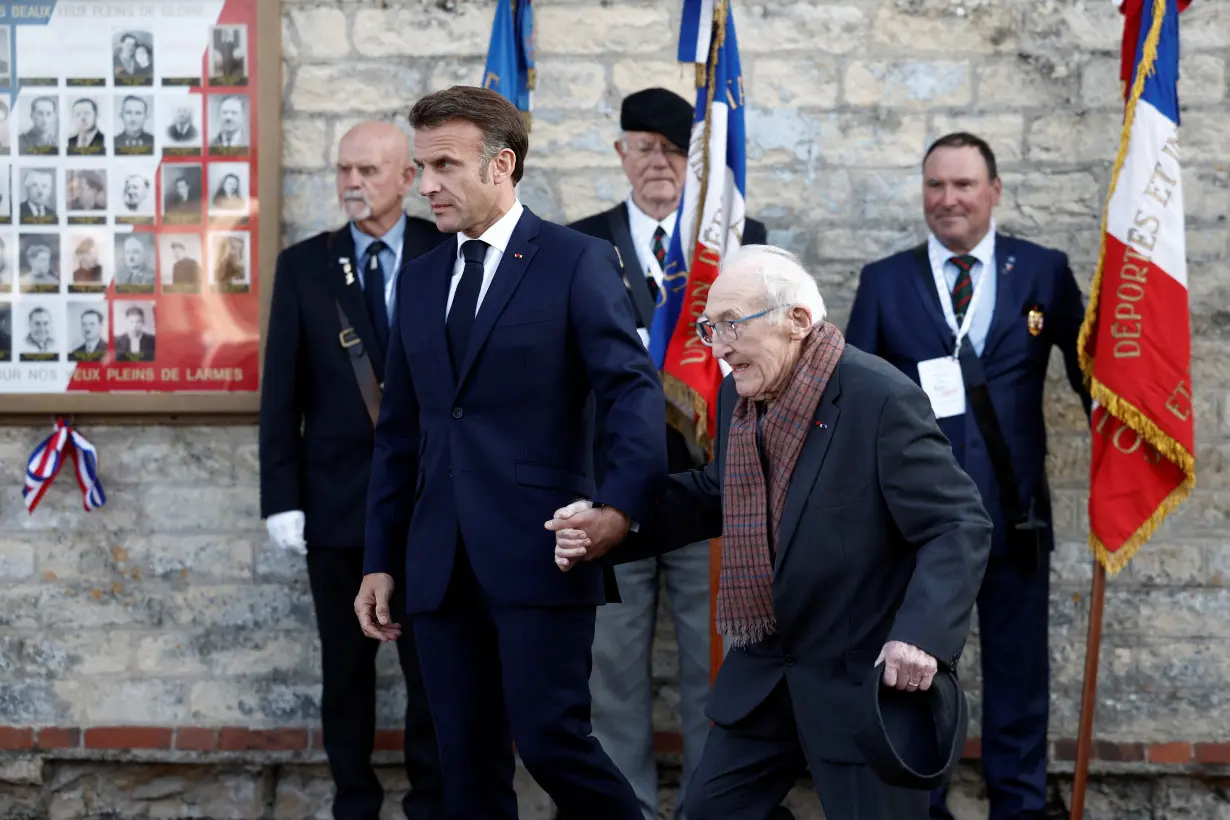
{"left": 447, "top": 239, "right": 487, "bottom": 379}
{"left": 363, "top": 239, "right": 390, "bottom": 353}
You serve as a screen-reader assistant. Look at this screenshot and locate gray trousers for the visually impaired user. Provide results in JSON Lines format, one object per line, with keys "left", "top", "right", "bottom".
{"left": 589, "top": 539, "right": 715, "bottom": 820}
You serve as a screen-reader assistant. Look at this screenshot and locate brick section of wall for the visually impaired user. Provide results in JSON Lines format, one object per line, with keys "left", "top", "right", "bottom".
{"left": 0, "top": 1, "right": 1228, "bottom": 815}
{"left": 5, "top": 723, "right": 1230, "bottom": 769}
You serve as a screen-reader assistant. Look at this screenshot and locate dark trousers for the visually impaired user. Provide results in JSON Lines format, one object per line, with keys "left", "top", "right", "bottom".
{"left": 306, "top": 546, "right": 443, "bottom": 820}
{"left": 931, "top": 552, "right": 1051, "bottom": 820}
{"left": 412, "top": 543, "right": 642, "bottom": 820}
{"left": 683, "top": 679, "right": 928, "bottom": 820}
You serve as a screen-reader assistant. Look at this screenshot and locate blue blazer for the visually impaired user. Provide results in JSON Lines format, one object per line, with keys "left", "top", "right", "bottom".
{"left": 845, "top": 234, "right": 1091, "bottom": 557}
{"left": 363, "top": 206, "right": 668, "bottom": 612}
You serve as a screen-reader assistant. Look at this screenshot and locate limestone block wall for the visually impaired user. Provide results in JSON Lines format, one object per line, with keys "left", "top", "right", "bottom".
{"left": 0, "top": 0, "right": 1227, "bottom": 817}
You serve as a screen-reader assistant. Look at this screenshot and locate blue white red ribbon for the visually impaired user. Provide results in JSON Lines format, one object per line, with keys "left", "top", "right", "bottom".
{"left": 24, "top": 419, "right": 107, "bottom": 514}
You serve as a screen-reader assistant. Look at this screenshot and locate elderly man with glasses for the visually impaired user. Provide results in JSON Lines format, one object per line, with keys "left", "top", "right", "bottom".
{"left": 548, "top": 244, "right": 991, "bottom": 819}
{"left": 568, "top": 85, "right": 769, "bottom": 820}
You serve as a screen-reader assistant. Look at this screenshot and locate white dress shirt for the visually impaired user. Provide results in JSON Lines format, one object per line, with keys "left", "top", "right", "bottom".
{"left": 625, "top": 193, "right": 674, "bottom": 290}
{"left": 446, "top": 199, "right": 525, "bottom": 318}
{"left": 925, "top": 218, "right": 997, "bottom": 356}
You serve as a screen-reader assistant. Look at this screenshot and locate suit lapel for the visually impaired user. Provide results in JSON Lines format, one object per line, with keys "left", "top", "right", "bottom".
{"left": 454, "top": 208, "right": 541, "bottom": 392}
{"left": 425, "top": 240, "right": 458, "bottom": 394}
{"left": 325, "top": 227, "right": 385, "bottom": 376}
{"left": 774, "top": 365, "right": 842, "bottom": 574}
{"left": 909, "top": 243, "right": 955, "bottom": 351}
{"left": 607, "top": 203, "right": 654, "bottom": 328}
{"left": 979, "top": 234, "right": 1023, "bottom": 361}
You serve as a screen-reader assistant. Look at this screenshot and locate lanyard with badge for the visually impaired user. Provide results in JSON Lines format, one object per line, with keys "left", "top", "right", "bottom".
{"left": 916, "top": 259, "right": 987, "bottom": 420}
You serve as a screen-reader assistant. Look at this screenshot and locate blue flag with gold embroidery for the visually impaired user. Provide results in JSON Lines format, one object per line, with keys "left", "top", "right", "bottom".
{"left": 482, "top": 0, "right": 536, "bottom": 126}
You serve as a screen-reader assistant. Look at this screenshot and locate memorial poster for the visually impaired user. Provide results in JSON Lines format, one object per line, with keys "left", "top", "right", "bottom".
{"left": 0, "top": 0, "right": 279, "bottom": 415}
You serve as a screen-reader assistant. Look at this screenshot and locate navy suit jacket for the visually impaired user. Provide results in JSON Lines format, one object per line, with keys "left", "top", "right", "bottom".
{"left": 845, "top": 233, "right": 1091, "bottom": 557}
{"left": 363, "top": 206, "right": 667, "bottom": 613}
{"left": 259, "top": 215, "right": 448, "bottom": 548}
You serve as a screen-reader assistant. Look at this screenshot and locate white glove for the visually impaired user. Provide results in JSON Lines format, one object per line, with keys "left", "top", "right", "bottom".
{"left": 266, "top": 510, "right": 307, "bottom": 555}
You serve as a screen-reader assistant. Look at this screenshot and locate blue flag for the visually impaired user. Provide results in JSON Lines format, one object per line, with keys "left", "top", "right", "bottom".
{"left": 482, "top": 0, "right": 536, "bottom": 125}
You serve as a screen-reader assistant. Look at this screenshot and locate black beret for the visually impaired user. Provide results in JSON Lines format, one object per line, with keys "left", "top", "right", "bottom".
{"left": 620, "top": 87, "right": 693, "bottom": 153}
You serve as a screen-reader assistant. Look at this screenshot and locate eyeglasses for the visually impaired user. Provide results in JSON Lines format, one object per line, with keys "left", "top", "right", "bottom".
{"left": 695, "top": 306, "right": 786, "bottom": 346}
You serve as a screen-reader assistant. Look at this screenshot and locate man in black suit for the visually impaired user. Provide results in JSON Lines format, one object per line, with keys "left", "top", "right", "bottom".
{"left": 550, "top": 245, "right": 992, "bottom": 818}
{"left": 259, "top": 120, "right": 449, "bottom": 820}
{"left": 567, "top": 86, "right": 769, "bottom": 819}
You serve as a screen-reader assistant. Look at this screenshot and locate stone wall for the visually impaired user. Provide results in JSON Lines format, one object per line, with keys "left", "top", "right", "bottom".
{"left": 1, "top": 0, "right": 1229, "bottom": 817}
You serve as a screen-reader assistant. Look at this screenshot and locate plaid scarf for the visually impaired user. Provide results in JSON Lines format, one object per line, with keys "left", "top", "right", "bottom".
{"left": 718, "top": 322, "right": 846, "bottom": 647}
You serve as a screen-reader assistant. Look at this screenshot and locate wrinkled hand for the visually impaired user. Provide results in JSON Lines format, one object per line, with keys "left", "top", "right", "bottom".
{"left": 544, "top": 499, "right": 631, "bottom": 571}
{"left": 266, "top": 510, "right": 307, "bottom": 556}
{"left": 876, "top": 640, "right": 937, "bottom": 692}
{"left": 354, "top": 572, "right": 401, "bottom": 642}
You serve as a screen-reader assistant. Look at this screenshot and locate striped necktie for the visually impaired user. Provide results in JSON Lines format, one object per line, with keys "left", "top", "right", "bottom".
{"left": 651, "top": 226, "right": 667, "bottom": 268}
{"left": 949, "top": 254, "right": 977, "bottom": 325}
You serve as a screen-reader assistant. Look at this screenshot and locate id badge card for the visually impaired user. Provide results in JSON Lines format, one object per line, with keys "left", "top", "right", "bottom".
{"left": 916, "top": 357, "right": 965, "bottom": 419}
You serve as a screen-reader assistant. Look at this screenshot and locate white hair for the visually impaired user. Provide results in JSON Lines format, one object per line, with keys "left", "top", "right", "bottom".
{"left": 719, "top": 243, "right": 827, "bottom": 324}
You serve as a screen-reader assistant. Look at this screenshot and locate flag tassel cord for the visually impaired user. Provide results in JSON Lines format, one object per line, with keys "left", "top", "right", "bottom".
{"left": 1074, "top": 0, "right": 1194, "bottom": 575}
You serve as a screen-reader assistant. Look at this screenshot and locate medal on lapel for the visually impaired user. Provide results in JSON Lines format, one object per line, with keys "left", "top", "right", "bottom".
{"left": 1026, "top": 302, "right": 1044, "bottom": 337}
{"left": 341, "top": 257, "right": 354, "bottom": 286}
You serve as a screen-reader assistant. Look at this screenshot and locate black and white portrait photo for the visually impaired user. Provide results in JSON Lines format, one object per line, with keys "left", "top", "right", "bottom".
{"left": 209, "top": 230, "right": 250, "bottom": 293}
{"left": 67, "top": 230, "right": 109, "bottom": 293}
{"left": 113, "top": 232, "right": 156, "bottom": 292}
{"left": 162, "top": 164, "right": 203, "bottom": 225}
{"left": 160, "top": 234, "right": 203, "bottom": 293}
{"left": 17, "top": 94, "right": 58, "bottom": 156}
{"left": 0, "top": 98, "right": 11, "bottom": 155}
{"left": 113, "top": 300, "right": 156, "bottom": 362}
{"left": 160, "top": 94, "right": 203, "bottom": 155}
{"left": 209, "top": 25, "right": 248, "bottom": 86}
{"left": 0, "top": 164, "right": 10, "bottom": 224}
{"left": 18, "top": 233, "right": 60, "bottom": 294}
{"left": 19, "top": 168, "right": 57, "bottom": 225}
{"left": 114, "top": 94, "right": 155, "bottom": 155}
{"left": 113, "top": 167, "right": 156, "bottom": 225}
{"left": 113, "top": 30, "right": 154, "bottom": 86}
{"left": 0, "top": 236, "right": 11, "bottom": 292}
{"left": 208, "top": 94, "right": 248, "bottom": 154}
{"left": 67, "top": 301, "right": 108, "bottom": 362}
{"left": 66, "top": 169, "right": 108, "bottom": 216}
{"left": 208, "top": 162, "right": 250, "bottom": 219}
{"left": 65, "top": 96, "right": 108, "bottom": 156}
{"left": 0, "top": 28, "right": 11, "bottom": 87}
{"left": 0, "top": 302, "right": 11, "bottom": 361}
{"left": 17, "top": 300, "right": 59, "bottom": 362}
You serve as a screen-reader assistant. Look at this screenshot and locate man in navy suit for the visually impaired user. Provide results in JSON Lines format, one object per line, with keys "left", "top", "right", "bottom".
{"left": 354, "top": 86, "right": 666, "bottom": 819}
{"left": 845, "top": 132, "right": 1091, "bottom": 820}
{"left": 261, "top": 121, "right": 449, "bottom": 820}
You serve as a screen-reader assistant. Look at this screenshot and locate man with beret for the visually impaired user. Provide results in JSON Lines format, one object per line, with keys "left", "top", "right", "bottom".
{"left": 568, "top": 86, "right": 768, "bottom": 820}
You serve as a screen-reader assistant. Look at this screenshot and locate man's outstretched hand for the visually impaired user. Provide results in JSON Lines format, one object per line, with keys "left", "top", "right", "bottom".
{"left": 544, "top": 500, "right": 630, "bottom": 571}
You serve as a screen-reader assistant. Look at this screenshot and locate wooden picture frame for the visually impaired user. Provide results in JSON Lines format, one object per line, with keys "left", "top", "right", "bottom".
{"left": 0, "top": 0, "right": 281, "bottom": 422}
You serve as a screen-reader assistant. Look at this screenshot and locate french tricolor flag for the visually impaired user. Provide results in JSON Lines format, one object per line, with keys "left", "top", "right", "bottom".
{"left": 1080, "top": 0, "right": 1194, "bottom": 573}
{"left": 651, "top": 0, "right": 747, "bottom": 453}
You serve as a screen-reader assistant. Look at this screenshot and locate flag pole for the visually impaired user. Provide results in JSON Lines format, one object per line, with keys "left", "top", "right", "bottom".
{"left": 1068, "top": 561, "right": 1107, "bottom": 819}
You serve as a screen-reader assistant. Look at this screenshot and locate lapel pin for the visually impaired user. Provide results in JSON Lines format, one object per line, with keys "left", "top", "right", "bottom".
{"left": 514, "top": 252, "right": 524, "bottom": 259}
{"left": 815, "top": 421, "right": 827, "bottom": 429}
{"left": 341, "top": 258, "right": 354, "bottom": 285}
{"left": 1004, "top": 255, "right": 1015, "bottom": 275}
